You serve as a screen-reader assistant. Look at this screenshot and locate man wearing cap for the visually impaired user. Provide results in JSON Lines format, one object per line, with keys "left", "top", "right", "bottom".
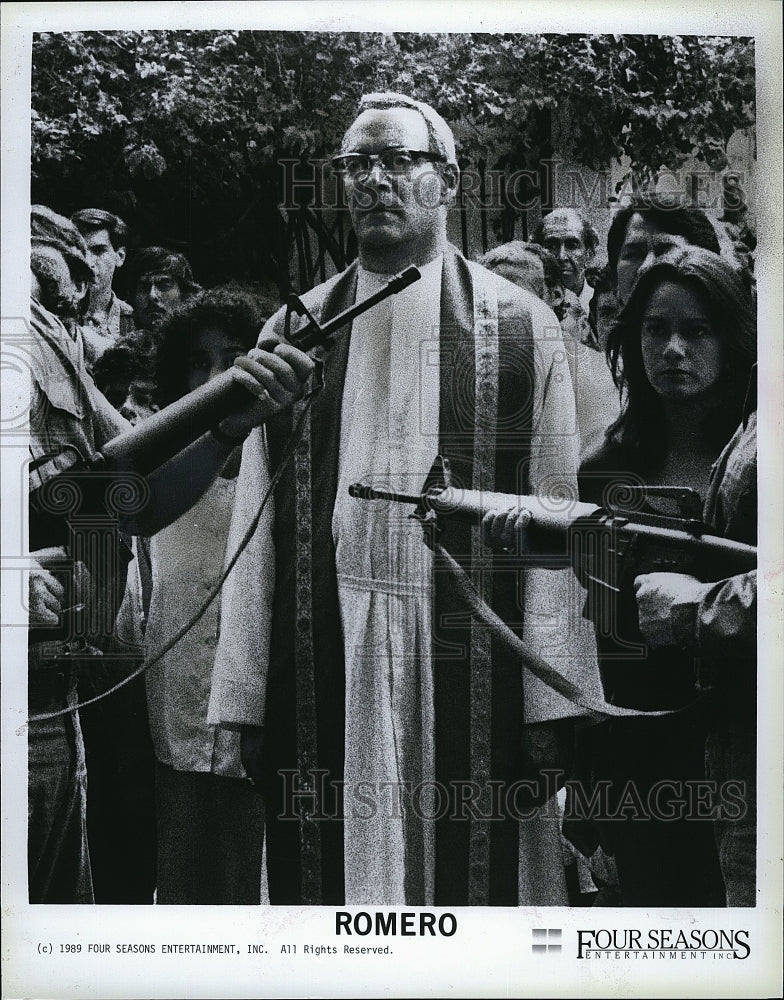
{"left": 27, "top": 206, "right": 313, "bottom": 902}
{"left": 210, "top": 93, "right": 602, "bottom": 906}
{"left": 71, "top": 208, "right": 135, "bottom": 369}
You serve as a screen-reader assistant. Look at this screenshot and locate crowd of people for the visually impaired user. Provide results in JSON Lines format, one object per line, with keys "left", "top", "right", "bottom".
{"left": 26, "top": 91, "right": 758, "bottom": 909}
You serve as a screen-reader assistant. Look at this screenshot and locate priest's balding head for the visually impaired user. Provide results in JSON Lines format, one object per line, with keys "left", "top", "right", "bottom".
{"left": 332, "top": 92, "right": 460, "bottom": 274}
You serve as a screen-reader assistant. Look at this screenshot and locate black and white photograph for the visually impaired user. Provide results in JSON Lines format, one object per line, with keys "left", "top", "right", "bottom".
{"left": 2, "top": 2, "right": 782, "bottom": 997}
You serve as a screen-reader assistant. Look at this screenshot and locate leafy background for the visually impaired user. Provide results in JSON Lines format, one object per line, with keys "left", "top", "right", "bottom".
{"left": 31, "top": 31, "right": 756, "bottom": 291}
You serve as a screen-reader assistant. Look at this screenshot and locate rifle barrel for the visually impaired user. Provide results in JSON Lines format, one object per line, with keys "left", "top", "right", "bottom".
{"left": 102, "top": 268, "right": 424, "bottom": 476}
{"left": 347, "top": 483, "right": 423, "bottom": 505}
{"left": 348, "top": 482, "right": 757, "bottom": 575}
{"left": 101, "top": 371, "right": 246, "bottom": 477}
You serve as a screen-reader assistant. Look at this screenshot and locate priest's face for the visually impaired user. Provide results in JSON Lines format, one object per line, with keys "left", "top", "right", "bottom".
{"left": 339, "top": 108, "right": 451, "bottom": 272}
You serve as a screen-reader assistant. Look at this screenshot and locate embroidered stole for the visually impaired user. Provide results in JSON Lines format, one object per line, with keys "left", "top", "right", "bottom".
{"left": 263, "top": 246, "right": 535, "bottom": 904}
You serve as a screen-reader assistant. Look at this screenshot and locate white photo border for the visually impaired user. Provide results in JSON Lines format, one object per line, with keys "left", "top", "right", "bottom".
{"left": 2, "top": 3, "right": 782, "bottom": 998}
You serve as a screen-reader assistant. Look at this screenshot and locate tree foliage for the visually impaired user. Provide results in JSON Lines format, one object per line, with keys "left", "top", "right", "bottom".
{"left": 31, "top": 30, "right": 756, "bottom": 286}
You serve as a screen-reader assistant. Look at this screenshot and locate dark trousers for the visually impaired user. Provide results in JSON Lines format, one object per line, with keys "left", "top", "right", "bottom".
{"left": 705, "top": 728, "right": 756, "bottom": 906}
{"left": 78, "top": 669, "right": 157, "bottom": 904}
{"left": 567, "top": 710, "right": 726, "bottom": 907}
{"left": 28, "top": 669, "right": 93, "bottom": 904}
{"left": 155, "top": 761, "right": 265, "bottom": 905}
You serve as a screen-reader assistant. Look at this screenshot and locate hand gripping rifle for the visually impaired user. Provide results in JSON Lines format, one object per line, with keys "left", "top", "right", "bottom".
{"left": 349, "top": 456, "right": 757, "bottom": 710}
{"left": 348, "top": 456, "right": 756, "bottom": 578}
{"left": 29, "top": 267, "right": 422, "bottom": 662}
{"left": 89, "top": 265, "right": 423, "bottom": 479}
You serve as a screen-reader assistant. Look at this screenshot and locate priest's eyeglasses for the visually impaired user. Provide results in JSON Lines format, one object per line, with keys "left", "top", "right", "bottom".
{"left": 331, "top": 147, "right": 446, "bottom": 179}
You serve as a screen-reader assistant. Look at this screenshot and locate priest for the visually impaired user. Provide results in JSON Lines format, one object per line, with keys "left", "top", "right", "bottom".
{"left": 209, "top": 92, "right": 602, "bottom": 906}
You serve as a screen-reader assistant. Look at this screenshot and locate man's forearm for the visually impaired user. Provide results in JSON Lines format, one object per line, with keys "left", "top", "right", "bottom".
{"left": 688, "top": 570, "right": 757, "bottom": 657}
{"left": 123, "top": 431, "right": 237, "bottom": 536}
{"left": 637, "top": 570, "right": 757, "bottom": 657}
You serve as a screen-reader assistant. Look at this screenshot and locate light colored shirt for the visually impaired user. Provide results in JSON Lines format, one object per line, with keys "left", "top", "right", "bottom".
{"left": 145, "top": 475, "right": 247, "bottom": 778}
{"left": 670, "top": 411, "right": 757, "bottom": 660}
{"left": 79, "top": 292, "right": 135, "bottom": 369}
{"left": 29, "top": 297, "right": 130, "bottom": 486}
{"left": 578, "top": 280, "right": 593, "bottom": 315}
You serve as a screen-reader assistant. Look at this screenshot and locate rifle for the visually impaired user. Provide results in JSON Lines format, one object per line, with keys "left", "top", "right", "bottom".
{"left": 348, "top": 457, "right": 756, "bottom": 577}
{"left": 29, "top": 267, "right": 422, "bottom": 660}
{"left": 349, "top": 457, "right": 757, "bottom": 709}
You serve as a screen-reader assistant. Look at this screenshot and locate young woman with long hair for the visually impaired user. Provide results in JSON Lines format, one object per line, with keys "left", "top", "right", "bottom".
{"left": 571, "top": 245, "right": 756, "bottom": 906}
{"left": 599, "top": 245, "right": 755, "bottom": 491}
{"left": 484, "top": 244, "right": 756, "bottom": 905}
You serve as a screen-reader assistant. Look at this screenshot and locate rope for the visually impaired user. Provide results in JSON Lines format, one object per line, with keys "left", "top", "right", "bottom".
{"left": 29, "top": 399, "right": 692, "bottom": 725}
{"left": 433, "top": 541, "right": 689, "bottom": 719}
{"left": 27, "top": 397, "right": 315, "bottom": 724}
